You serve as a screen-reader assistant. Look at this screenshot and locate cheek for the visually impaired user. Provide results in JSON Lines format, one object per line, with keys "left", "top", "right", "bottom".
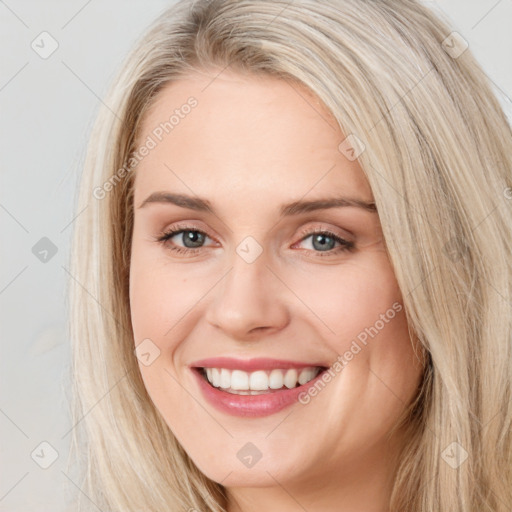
{"left": 288, "top": 254, "right": 405, "bottom": 347}
{"left": 129, "top": 245, "right": 200, "bottom": 345}
{"left": 129, "top": 245, "right": 191, "bottom": 398}
{"left": 129, "top": 251, "right": 198, "bottom": 428}
{"left": 285, "top": 254, "right": 418, "bottom": 401}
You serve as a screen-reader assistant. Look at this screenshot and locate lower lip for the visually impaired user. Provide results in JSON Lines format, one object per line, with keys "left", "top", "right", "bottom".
{"left": 191, "top": 368, "right": 327, "bottom": 417}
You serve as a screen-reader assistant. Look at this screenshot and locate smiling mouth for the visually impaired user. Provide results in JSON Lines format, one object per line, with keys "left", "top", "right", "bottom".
{"left": 194, "top": 366, "right": 328, "bottom": 395}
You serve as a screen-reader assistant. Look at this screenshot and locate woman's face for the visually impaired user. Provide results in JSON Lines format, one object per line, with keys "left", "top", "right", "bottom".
{"left": 129, "top": 69, "right": 423, "bottom": 495}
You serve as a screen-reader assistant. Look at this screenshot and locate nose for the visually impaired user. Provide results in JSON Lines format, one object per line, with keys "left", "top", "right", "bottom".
{"left": 205, "top": 249, "right": 290, "bottom": 341}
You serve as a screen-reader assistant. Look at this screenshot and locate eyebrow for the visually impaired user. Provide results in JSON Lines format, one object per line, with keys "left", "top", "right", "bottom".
{"left": 137, "top": 192, "right": 378, "bottom": 215}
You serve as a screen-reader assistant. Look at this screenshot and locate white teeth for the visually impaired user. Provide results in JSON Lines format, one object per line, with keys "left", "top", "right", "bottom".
{"left": 249, "top": 370, "right": 269, "bottom": 390}
{"left": 298, "top": 368, "right": 317, "bottom": 385}
{"left": 284, "top": 369, "right": 298, "bottom": 389}
{"left": 211, "top": 368, "right": 220, "bottom": 387}
{"left": 202, "top": 366, "right": 322, "bottom": 392}
{"left": 220, "top": 368, "right": 231, "bottom": 389}
{"left": 269, "top": 369, "right": 284, "bottom": 389}
{"left": 231, "top": 370, "right": 249, "bottom": 390}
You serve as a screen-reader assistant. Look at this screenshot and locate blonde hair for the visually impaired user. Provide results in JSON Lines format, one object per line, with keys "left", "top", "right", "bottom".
{"left": 65, "top": 0, "right": 512, "bottom": 510}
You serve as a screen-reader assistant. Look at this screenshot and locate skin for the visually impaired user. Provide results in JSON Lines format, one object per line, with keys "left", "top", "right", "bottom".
{"left": 129, "top": 68, "right": 425, "bottom": 512}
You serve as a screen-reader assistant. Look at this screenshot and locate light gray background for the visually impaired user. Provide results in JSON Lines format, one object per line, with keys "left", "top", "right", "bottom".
{"left": 0, "top": 1, "right": 511, "bottom": 510}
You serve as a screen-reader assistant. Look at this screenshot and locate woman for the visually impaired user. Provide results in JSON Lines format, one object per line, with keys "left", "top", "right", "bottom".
{"left": 66, "top": 0, "right": 512, "bottom": 510}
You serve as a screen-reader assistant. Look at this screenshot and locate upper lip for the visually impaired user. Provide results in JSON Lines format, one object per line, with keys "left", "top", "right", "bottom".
{"left": 190, "top": 357, "right": 328, "bottom": 372}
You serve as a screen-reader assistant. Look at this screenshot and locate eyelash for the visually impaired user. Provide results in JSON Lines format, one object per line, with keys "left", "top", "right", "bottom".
{"left": 154, "top": 224, "right": 356, "bottom": 258}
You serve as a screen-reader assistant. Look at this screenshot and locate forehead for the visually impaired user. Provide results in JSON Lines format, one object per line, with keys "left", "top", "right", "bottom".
{"left": 132, "top": 70, "right": 373, "bottom": 209}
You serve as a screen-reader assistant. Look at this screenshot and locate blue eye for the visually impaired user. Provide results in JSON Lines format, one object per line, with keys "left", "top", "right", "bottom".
{"left": 295, "top": 229, "right": 355, "bottom": 256}
{"left": 155, "top": 225, "right": 355, "bottom": 257}
{"left": 155, "top": 226, "right": 213, "bottom": 255}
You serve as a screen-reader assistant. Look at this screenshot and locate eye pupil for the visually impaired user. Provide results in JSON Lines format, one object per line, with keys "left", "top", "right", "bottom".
{"left": 312, "top": 233, "right": 335, "bottom": 251}
{"left": 183, "top": 230, "right": 205, "bottom": 248}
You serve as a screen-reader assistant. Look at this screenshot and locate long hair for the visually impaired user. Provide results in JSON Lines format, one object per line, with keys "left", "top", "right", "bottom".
{"left": 65, "top": 1, "right": 512, "bottom": 510}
